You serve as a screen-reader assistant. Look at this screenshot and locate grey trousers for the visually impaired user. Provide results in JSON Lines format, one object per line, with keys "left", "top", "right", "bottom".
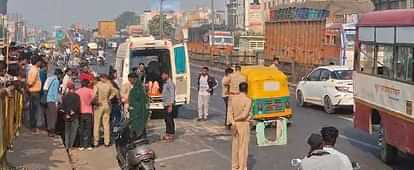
{"left": 46, "top": 102, "right": 58, "bottom": 133}
{"left": 65, "top": 118, "right": 79, "bottom": 149}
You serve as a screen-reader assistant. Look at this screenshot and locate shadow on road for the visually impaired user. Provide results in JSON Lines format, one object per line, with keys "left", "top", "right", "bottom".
{"left": 6, "top": 128, "right": 71, "bottom": 170}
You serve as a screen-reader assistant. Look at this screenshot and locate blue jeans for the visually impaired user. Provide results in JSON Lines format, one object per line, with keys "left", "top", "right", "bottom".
{"left": 111, "top": 104, "right": 122, "bottom": 127}
{"left": 29, "top": 92, "right": 42, "bottom": 129}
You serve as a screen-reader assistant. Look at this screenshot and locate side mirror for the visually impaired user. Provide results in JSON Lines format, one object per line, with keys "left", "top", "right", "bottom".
{"left": 291, "top": 159, "right": 302, "bottom": 167}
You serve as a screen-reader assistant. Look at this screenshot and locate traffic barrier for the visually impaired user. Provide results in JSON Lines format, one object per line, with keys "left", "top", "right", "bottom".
{"left": 0, "top": 88, "right": 24, "bottom": 165}
{"left": 190, "top": 55, "right": 320, "bottom": 84}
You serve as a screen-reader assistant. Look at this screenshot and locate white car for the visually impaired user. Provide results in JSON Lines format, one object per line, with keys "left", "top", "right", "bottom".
{"left": 296, "top": 65, "right": 354, "bottom": 114}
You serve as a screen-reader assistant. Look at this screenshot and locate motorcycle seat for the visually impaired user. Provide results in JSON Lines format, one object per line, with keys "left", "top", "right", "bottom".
{"left": 132, "top": 139, "right": 149, "bottom": 145}
{"left": 127, "top": 139, "right": 149, "bottom": 149}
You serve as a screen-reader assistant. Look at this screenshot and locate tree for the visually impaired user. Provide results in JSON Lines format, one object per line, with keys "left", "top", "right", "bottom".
{"left": 114, "top": 11, "right": 140, "bottom": 30}
{"left": 148, "top": 15, "right": 175, "bottom": 39}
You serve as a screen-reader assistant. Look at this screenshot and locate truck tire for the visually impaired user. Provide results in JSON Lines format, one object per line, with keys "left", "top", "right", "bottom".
{"left": 380, "top": 127, "right": 398, "bottom": 164}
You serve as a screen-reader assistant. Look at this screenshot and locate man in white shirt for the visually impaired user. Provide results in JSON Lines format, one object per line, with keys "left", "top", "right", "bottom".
{"left": 321, "top": 127, "right": 353, "bottom": 170}
{"left": 300, "top": 133, "right": 346, "bottom": 170}
{"left": 197, "top": 67, "right": 217, "bottom": 121}
{"left": 61, "top": 68, "right": 73, "bottom": 95}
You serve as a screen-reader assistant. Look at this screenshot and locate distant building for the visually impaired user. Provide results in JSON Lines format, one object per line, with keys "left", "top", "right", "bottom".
{"left": 0, "top": 0, "right": 7, "bottom": 15}
{"left": 226, "top": 0, "right": 266, "bottom": 34}
{"left": 179, "top": 8, "right": 210, "bottom": 28}
{"left": 226, "top": 0, "right": 248, "bottom": 31}
{"left": 214, "top": 10, "right": 226, "bottom": 26}
{"left": 371, "top": 0, "right": 414, "bottom": 10}
{"left": 140, "top": 10, "right": 159, "bottom": 34}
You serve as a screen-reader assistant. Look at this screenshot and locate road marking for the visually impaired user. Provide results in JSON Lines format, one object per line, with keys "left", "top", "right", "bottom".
{"left": 338, "top": 116, "right": 353, "bottom": 122}
{"left": 155, "top": 149, "right": 212, "bottom": 162}
{"left": 339, "top": 134, "right": 380, "bottom": 150}
{"left": 197, "top": 139, "right": 231, "bottom": 161}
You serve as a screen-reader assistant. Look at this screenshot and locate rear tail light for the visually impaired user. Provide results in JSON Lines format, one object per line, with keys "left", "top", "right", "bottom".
{"left": 136, "top": 150, "right": 154, "bottom": 158}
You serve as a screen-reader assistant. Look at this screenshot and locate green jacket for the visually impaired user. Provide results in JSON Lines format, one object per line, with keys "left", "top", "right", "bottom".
{"left": 128, "top": 80, "right": 150, "bottom": 136}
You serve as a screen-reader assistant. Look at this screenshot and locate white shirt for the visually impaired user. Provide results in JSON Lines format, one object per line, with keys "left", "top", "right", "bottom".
{"left": 323, "top": 147, "right": 353, "bottom": 170}
{"left": 98, "top": 50, "right": 104, "bottom": 57}
{"left": 199, "top": 75, "right": 210, "bottom": 96}
{"left": 61, "top": 74, "right": 71, "bottom": 94}
{"left": 300, "top": 150, "right": 347, "bottom": 170}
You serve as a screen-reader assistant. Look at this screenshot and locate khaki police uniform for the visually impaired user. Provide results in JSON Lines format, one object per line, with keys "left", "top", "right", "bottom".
{"left": 93, "top": 80, "right": 117, "bottom": 146}
{"left": 227, "top": 71, "right": 247, "bottom": 124}
{"left": 229, "top": 93, "right": 252, "bottom": 170}
{"left": 120, "top": 81, "right": 133, "bottom": 118}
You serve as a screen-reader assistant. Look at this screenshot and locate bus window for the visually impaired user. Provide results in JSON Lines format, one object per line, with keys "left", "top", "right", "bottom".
{"left": 359, "top": 44, "right": 375, "bottom": 74}
{"left": 376, "top": 45, "right": 394, "bottom": 78}
{"left": 396, "top": 47, "right": 414, "bottom": 82}
{"left": 224, "top": 38, "right": 233, "bottom": 44}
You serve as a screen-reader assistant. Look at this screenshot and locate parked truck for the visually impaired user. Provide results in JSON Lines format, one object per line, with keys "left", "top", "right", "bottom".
{"left": 264, "top": 19, "right": 340, "bottom": 65}
{"left": 98, "top": 20, "right": 117, "bottom": 39}
{"left": 187, "top": 24, "right": 234, "bottom": 56}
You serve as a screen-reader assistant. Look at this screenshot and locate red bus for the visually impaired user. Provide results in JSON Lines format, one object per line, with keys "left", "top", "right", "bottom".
{"left": 354, "top": 9, "right": 414, "bottom": 163}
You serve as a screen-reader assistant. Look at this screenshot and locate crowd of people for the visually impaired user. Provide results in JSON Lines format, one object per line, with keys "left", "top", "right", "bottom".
{"left": 0, "top": 47, "right": 356, "bottom": 169}
{"left": 0, "top": 46, "right": 179, "bottom": 155}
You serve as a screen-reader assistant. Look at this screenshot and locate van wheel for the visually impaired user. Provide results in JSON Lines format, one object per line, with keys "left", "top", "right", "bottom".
{"left": 296, "top": 91, "right": 306, "bottom": 107}
{"left": 379, "top": 127, "right": 398, "bottom": 164}
{"left": 323, "top": 96, "right": 335, "bottom": 114}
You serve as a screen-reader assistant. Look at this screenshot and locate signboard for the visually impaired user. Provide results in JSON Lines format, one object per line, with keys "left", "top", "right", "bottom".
{"left": 248, "top": 4, "right": 264, "bottom": 34}
{"left": 55, "top": 30, "right": 65, "bottom": 41}
{"left": 354, "top": 73, "right": 414, "bottom": 118}
{"left": 72, "top": 44, "right": 80, "bottom": 55}
{"left": 98, "top": 20, "right": 116, "bottom": 39}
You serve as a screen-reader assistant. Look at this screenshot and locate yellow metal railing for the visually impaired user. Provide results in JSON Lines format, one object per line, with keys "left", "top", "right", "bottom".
{"left": 0, "top": 89, "right": 24, "bottom": 162}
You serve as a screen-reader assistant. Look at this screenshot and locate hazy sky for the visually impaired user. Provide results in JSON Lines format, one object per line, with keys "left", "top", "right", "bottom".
{"left": 8, "top": 0, "right": 225, "bottom": 29}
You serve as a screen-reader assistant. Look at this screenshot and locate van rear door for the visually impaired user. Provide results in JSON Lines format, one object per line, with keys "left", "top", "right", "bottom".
{"left": 172, "top": 43, "right": 191, "bottom": 105}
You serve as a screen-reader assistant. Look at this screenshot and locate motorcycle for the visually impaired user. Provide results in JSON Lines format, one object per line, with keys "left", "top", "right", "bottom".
{"left": 84, "top": 55, "right": 97, "bottom": 65}
{"left": 114, "top": 121, "right": 156, "bottom": 170}
{"left": 291, "top": 158, "right": 360, "bottom": 170}
{"left": 97, "top": 56, "right": 106, "bottom": 65}
{"left": 55, "top": 56, "right": 66, "bottom": 68}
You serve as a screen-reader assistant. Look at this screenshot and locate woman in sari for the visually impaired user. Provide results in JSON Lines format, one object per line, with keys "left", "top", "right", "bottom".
{"left": 128, "top": 78, "right": 150, "bottom": 140}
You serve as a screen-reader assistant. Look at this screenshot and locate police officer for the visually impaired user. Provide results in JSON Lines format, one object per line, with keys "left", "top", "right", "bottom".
{"left": 230, "top": 82, "right": 251, "bottom": 170}
{"left": 226, "top": 65, "right": 247, "bottom": 125}
{"left": 93, "top": 74, "right": 117, "bottom": 147}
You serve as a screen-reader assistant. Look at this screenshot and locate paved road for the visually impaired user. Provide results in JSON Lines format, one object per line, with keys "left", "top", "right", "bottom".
{"left": 69, "top": 51, "right": 414, "bottom": 170}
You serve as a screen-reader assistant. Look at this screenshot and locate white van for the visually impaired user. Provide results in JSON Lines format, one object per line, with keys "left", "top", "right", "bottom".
{"left": 115, "top": 36, "right": 191, "bottom": 114}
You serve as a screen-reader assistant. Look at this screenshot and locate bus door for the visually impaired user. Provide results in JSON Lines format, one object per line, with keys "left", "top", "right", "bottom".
{"left": 172, "top": 43, "right": 191, "bottom": 105}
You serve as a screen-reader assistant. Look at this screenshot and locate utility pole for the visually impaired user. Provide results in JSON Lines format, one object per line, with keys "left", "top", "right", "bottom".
{"left": 210, "top": 0, "right": 215, "bottom": 62}
{"left": 160, "top": 0, "right": 164, "bottom": 40}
